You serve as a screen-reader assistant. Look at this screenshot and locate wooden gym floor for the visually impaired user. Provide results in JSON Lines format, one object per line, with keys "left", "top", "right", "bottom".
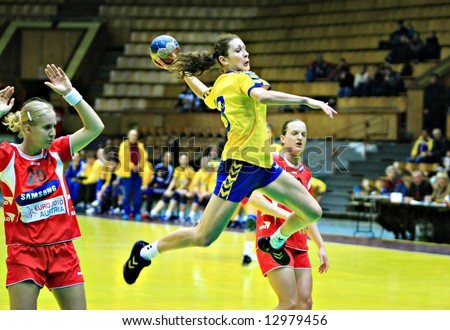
{"left": 0, "top": 214, "right": 449, "bottom": 310}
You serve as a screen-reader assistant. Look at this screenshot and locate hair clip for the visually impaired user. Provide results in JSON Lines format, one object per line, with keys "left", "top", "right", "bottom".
{"left": 27, "top": 111, "right": 32, "bottom": 122}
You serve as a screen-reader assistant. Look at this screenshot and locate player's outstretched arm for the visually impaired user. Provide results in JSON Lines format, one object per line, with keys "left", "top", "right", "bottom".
{"left": 44, "top": 64, "right": 104, "bottom": 152}
{"left": 250, "top": 88, "right": 337, "bottom": 119}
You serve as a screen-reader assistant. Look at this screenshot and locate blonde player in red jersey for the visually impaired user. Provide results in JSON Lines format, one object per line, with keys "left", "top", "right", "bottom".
{"left": 0, "top": 64, "right": 104, "bottom": 309}
{"left": 250, "top": 119, "right": 329, "bottom": 310}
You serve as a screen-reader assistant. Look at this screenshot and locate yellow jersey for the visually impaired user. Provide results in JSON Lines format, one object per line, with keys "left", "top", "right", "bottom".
{"left": 189, "top": 168, "right": 217, "bottom": 193}
{"left": 204, "top": 71, "right": 273, "bottom": 168}
{"left": 173, "top": 165, "right": 195, "bottom": 189}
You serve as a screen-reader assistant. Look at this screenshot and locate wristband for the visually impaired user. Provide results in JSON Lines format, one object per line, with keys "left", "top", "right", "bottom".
{"left": 63, "top": 88, "right": 83, "bottom": 106}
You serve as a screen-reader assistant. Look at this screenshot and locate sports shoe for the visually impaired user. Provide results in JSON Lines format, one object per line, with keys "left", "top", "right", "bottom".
{"left": 257, "top": 236, "right": 290, "bottom": 266}
{"left": 242, "top": 254, "right": 252, "bottom": 266}
{"left": 123, "top": 240, "right": 151, "bottom": 284}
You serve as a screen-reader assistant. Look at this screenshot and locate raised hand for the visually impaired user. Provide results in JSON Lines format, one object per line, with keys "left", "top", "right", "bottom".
{"left": 43, "top": 64, "right": 72, "bottom": 96}
{"left": 0, "top": 86, "right": 15, "bottom": 118}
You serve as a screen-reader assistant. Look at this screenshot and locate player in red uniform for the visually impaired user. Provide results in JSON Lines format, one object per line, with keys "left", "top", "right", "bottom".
{"left": 250, "top": 119, "right": 329, "bottom": 310}
{"left": 0, "top": 64, "right": 104, "bottom": 309}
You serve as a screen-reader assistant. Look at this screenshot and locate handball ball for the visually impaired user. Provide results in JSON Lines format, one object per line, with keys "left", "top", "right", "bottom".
{"left": 149, "top": 35, "right": 180, "bottom": 68}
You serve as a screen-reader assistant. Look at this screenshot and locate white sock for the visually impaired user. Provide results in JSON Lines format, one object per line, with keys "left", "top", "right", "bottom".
{"left": 270, "top": 227, "right": 289, "bottom": 249}
{"left": 178, "top": 211, "right": 185, "bottom": 220}
{"left": 140, "top": 241, "right": 160, "bottom": 261}
{"left": 189, "top": 211, "right": 196, "bottom": 220}
{"left": 150, "top": 209, "right": 157, "bottom": 218}
{"left": 243, "top": 240, "right": 254, "bottom": 256}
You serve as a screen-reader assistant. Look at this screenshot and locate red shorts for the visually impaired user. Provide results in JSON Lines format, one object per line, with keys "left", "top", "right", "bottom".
{"left": 6, "top": 241, "right": 84, "bottom": 290}
{"left": 257, "top": 246, "right": 311, "bottom": 277}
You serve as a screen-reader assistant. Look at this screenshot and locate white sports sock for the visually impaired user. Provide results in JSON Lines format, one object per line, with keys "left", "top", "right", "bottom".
{"left": 140, "top": 241, "right": 160, "bottom": 261}
{"left": 189, "top": 211, "right": 196, "bottom": 220}
{"left": 270, "top": 227, "right": 289, "bottom": 249}
{"left": 164, "top": 210, "right": 172, "bottom": 218}
{"left": 243, "top": 241, "right": 254, "bottom": 256}
{"left": 178, "top": 211, "right": 185, "bottom": 220}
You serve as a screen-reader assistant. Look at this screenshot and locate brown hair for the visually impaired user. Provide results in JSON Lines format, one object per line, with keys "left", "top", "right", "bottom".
{"left": 171, "top": 33, "right": 240, "bottom": 79}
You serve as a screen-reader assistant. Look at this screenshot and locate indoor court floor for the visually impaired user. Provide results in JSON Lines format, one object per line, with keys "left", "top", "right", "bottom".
{"left": 0, "top": 214, "right": 449, "bottom": 310}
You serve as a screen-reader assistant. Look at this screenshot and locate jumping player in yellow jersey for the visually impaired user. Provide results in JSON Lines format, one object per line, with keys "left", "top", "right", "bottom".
{"left": 123, "top": 33, "right": 336, "bottom": 285}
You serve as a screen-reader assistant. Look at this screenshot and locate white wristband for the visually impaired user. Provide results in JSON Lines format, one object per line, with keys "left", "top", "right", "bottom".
{"left": 63, "top": 88, "right": 83, "bottom": 106}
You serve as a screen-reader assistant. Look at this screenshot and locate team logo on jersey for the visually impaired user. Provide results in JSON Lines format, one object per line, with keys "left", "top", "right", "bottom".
{"left": 258, "top": 221, "right": 271, "bottom": 230}
{"left": 16, "top": 180, "right": 59, "bottom": 206}
{"left": 3, "top": 196, "right": 13, "bottom": 206}
{"left": 20, "top": 195, "right": 66, "bottom": 223}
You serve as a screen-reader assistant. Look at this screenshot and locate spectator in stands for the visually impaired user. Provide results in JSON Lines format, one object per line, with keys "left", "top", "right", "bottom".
{"left": 337, "top": 67, "right": 354, "bottom": 98}
{"left": 380, "top": 165, "right": 408, "bottom": 196}
{"left": 443, "top": 150, "right": 450, "bottom": 177}
{"left": 186, "top": 155, "right": 217, "bottom": 224}
{"left": 379, "top": 20, "right": 409, "bottom": 50}
{"left": 143, "top": 151, "right": 174, "bottom": 219}
{"left": 369, "top": 64, "right": 388, "bottom": 96}
{"left": 76, "top": 150, "right": 102, "bottom": 212}
{"left": 305, "top": 53, "right": 335, "bottom": 82}
{"left": 65, "top": 151, "right": 85, "bottom": 206}
{"left": 409, "top": 32, "right": 425, "bottom": 62}
{"left": 353, "top": 64, "right": 371, "bottom": 97}
{"left": 425, "top": 171, "right": 450, "bottom": 204}
{"left": 423, "top": 31, "right": 441, "bottom": 60}
{"left": 329, "top": 58, "right": 350, "bottom": 81}
{"left": 407, "top": 130, "right": 434, "bottom": 163}
{"left": 311, "top": 177, "right": 327, "bottom": 204}
{"left": 150, "top": 153, "right": 195, "bottom": 222}
{"left": 383, "top": 66, "right": 405, "bottom": 96}
{"left": 427, "top": 128, "right": 450, "bottom": 164}
{"left": 175, "top": 85, "right": 201, "bottom": 112}
{"left": 404, "top": 170, "right": 433, "bottom": 203}
{"left": 116, "top": 128, "right": 147, "bottom": 221}
{"left": 386, "top": 34, "right": 413, "bottom": 64}
{"left": 423, "top": 73, "right": 446, "bottom": 135}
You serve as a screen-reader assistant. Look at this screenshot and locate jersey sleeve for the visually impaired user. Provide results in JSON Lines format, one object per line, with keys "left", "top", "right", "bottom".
{"left": 241, "top": 72, "right": 271, "bottom": 96}
{"left": 203, "top": 87, "right": 215, "bottom": 109}
{"left": 50, "top": 135, "right": 73, "bottom": 163}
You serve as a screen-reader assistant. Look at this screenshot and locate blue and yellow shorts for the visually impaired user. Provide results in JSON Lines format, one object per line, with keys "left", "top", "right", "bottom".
{"left": 213, "top": 159, "right": 283, "bottom": 202}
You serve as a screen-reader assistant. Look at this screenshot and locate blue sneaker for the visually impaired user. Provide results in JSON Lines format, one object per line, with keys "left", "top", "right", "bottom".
{"left": 135, "top": 214, "right": 141, "bottom": 221}
{"left": 122, "top": 214, "right": 129, "bottom": 220}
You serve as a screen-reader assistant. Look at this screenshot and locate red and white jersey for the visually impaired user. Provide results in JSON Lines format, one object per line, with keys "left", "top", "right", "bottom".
{"left": 0, "top": 136, "right": 80, "bottom": 245}
{"left": 256, "top": 153, "right": 312, "bottom": 251}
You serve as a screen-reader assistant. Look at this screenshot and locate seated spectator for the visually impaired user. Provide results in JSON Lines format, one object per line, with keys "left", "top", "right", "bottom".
{"left": 65, "top": 151, "right": 85, "bottom": 206}
{"left": 337, "top": 67, "right": 354, "bottom": 97}
{"left": 353, "top": 64, "right": 371, "bottom": 97}
{"left": 427, "top": 128, "right": 450, "bottom": 164}
{"left": 76, "top": 150, "right": 102, "bottom": 211}
{"left": 311, "top": 177, "right": 327, "bottom": 204}
{"left": 383, "top": 66, "right": 405, "bottom": 96}
{"left": 329, "top": 57, "right": 350, "bottom": 81}
{"left": 142, "top": 151, "right": 174, "bottom": 219}
{"left": 407, "top": 130, "right": 434, "bottom": 163}
{"left": 370, "top": 64, "right": 388, "bottom": 96}
{"left": 152, "top": 154, "right": 195, "bottom": 222}
{"left": 186, "top": 155, "right": 217, "bottom": 224}
{"left": 409, "top": 32, "right": 425, "bottom": 62}
{"left": 175, "top": 85, "right": 201, "bottom": 112}
{"left": 380, "top": 165, "right": 408, "bottom": 196}
{"left": 305, "top": 53, "right": 335, "bottom": 82}
{"left": 404, "top": 170, "right": 433, "bottom": 203}
{"left": 443, "top": 150, "right": 450, "bottom": 177}
{"left": 379, "top": 20, "right": 409, "bottom": 50}
{"left": 386, "top": 34, "right": 413, "bottom": 64}
{"left": 423, "top": 31, "right": 441, "bottom": 60}
{"left": 425, "top": 171, "right": 450, "bottom": 203}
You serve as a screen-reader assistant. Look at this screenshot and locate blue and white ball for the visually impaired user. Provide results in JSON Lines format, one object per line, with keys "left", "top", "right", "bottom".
{"left": 149, "top": 35, "right": 180, "bottom": 68}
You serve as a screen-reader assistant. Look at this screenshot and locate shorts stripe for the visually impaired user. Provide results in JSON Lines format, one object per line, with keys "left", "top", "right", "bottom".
{"left": 218, "top": 160, "right": 242, "bottom": 199}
